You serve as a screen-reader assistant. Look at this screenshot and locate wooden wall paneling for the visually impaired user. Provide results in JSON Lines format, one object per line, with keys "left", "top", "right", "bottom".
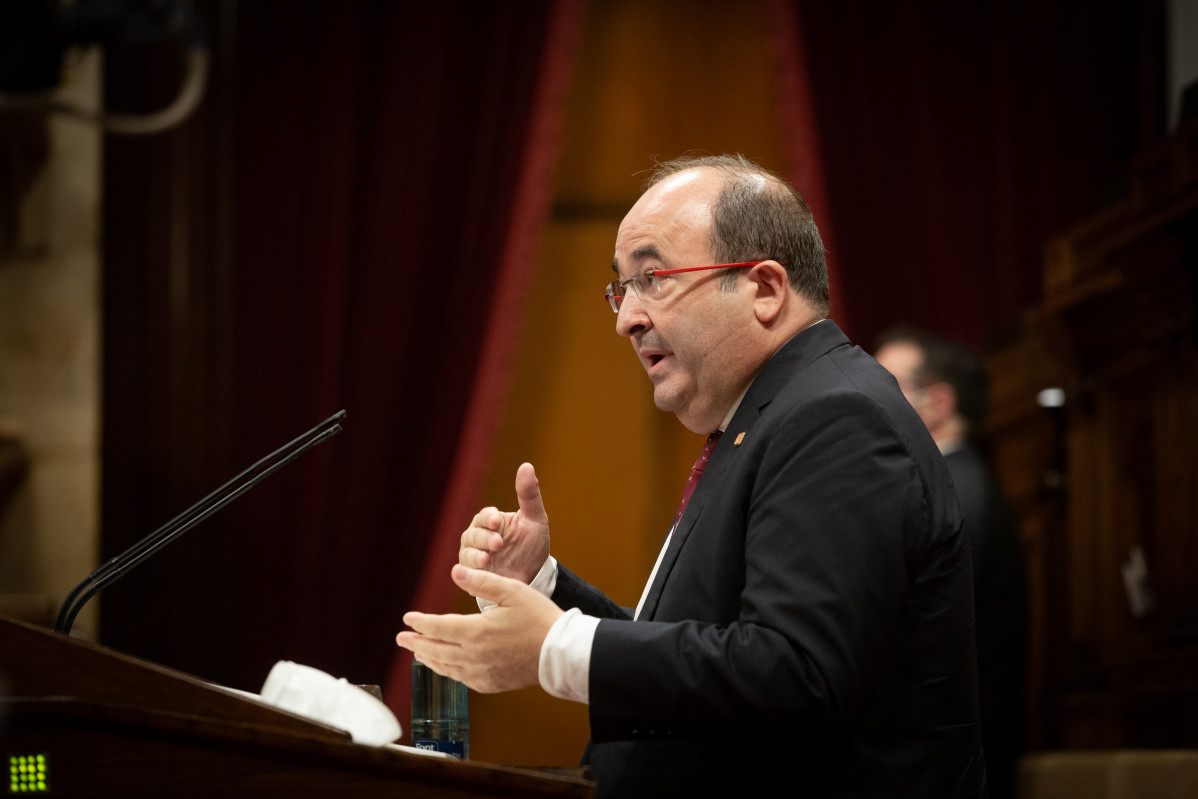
{"left": 986, "top": 317, "right": 1072, "bottom": 751}
{"left": 1028, "top": 118, "right": 1198, "bottom": 749}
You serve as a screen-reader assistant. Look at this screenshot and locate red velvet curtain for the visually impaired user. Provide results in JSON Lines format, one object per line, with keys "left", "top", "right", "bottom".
{"left": 767, "top": 0, "right": 1155, "bottom": 350}
{"left": 226, "top": 1, "right": 584, "bottom": 713}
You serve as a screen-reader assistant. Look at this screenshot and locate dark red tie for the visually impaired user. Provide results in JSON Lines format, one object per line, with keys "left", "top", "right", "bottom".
{"left": 674, "top": 431, "right": 721, "bottom": 525}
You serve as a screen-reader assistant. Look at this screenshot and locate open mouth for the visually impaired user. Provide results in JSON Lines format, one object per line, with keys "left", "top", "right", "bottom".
{"left": 643, "top": 352, "right": 671, "bottom": 377}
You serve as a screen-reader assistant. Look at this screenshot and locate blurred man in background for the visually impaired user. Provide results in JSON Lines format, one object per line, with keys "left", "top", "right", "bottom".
{"left": 875, "top": 327, "right": 1027, "bottom": 799}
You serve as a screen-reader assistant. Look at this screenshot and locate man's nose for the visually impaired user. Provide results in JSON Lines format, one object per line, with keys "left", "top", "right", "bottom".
{"left": 615, "top": 292, "right": 650, "bottom": 337}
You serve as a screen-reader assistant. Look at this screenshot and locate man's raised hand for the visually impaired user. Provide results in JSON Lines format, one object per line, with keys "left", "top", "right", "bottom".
{"left": 458, "top": 462, "right": 550, "bottom": 585}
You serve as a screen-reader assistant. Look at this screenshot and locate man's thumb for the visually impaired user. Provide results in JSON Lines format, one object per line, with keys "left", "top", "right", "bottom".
{"left": 513, "top": 462, "right": 549, "bottom": 525}
{"left": 453, "top": 563, "right": 513, "bottom": 604}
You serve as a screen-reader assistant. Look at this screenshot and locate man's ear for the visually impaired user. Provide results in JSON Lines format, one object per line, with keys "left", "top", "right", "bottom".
{"left": 747, "top": 260, "right": 790, "bottom": 324}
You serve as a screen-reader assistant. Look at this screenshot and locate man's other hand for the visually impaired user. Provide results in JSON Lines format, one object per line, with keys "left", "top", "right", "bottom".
{"left": 396, "top": 564, "right": 564, "bottom": 693}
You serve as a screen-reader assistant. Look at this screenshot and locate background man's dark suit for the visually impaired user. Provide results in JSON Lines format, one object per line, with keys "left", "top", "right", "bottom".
{"left": 945, "top": 443, "right": 1027, "bottom": 799}
{"left": 552, "top": 320, "right": 986, "bottom": 797}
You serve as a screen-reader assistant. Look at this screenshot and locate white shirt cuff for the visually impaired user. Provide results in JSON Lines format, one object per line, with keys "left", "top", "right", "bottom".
{"left": 477, "top": 555, "right": 558, "bottom": 611}
{"left": 538, "top": 607, "right": 597, "bottom": 704}
{"left": 531, "top": 554, "right": 559, "bottom": 597}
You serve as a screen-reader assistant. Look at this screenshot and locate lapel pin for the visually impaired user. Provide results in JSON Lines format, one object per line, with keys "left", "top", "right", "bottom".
{"left": 734, "top": 432, "right": 746, "bottom": 446}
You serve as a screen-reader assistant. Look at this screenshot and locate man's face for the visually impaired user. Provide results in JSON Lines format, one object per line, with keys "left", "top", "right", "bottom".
{"left": 611, "top": 169, "right": 755, "bottom": 433}
{"left": 875, "top": 340, "right": 936, "bottom": 428}
{"left": 875, "top": 341, "right": 923, "bottom": 399}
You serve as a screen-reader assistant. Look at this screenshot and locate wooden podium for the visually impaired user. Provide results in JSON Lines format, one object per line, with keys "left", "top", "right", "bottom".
{"left": 0, "top": 616, "right": 595, "bottom": 796}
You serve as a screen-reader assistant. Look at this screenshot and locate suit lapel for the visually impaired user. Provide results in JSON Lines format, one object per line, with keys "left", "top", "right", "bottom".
{"left": 636, "top": 320, "right": 852, "bottom": 621}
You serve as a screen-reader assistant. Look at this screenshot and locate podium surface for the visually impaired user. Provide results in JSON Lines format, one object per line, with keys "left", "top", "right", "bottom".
{"left": 0, "top": 616, "right": 594, "bottom": 797}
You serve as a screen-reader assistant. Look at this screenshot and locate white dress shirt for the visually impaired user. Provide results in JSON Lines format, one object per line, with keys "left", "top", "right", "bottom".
{"left": 535, "top": 388, "right": 750, "bottom": 704}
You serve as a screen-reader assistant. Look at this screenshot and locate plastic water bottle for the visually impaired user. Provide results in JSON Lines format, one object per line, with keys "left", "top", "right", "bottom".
{"left": 410, "top": 659, "right": 469, "bottom": 758}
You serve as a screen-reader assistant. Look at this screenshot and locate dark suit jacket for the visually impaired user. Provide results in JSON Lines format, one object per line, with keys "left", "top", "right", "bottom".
{"left": 552, "top": 320, "right": 985, "bottom": 798}
{"left": 944, "top": 443, "right": 1027, "bottom": 799}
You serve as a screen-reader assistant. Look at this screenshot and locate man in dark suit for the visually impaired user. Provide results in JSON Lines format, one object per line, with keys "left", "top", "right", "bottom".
{"left": 875, "top": 328, "right": 1028, "bottom": 799}
{"left": 398, "top": 155, "right": 985, "bottom": 797}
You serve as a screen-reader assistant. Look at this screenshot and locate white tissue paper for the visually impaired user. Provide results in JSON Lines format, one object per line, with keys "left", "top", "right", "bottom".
{"left": 259, "top": 660, "right": 402, "bottom": 746}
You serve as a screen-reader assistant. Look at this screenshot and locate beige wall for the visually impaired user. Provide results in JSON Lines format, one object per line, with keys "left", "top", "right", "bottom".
{"left": 0, "top": 54, "right": 102, "bottom": 638}
{"left": 462, "top": 0, "right": 789, "bottom": 767}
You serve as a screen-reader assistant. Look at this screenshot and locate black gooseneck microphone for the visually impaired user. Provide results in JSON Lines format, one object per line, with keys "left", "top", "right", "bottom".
{"left": 54, "top": 410, "right": 348, "bottom": 635}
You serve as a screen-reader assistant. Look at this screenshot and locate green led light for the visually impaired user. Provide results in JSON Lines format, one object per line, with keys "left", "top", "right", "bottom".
{"left": 6, "top": 754, "right": 50, "bottom": 794}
